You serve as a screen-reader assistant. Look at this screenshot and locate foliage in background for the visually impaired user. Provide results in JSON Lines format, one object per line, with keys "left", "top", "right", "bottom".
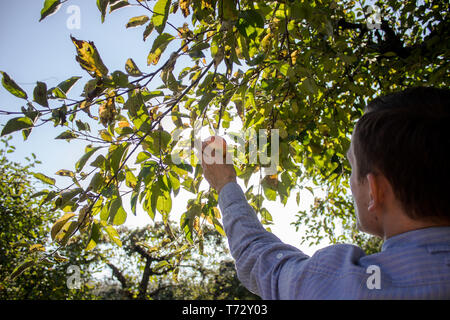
{"left": 0, "top": 0, "right": 448, "bottom": 276}
{"left": 0, "top": 148, "right": 255, "bottom": 299}
{"left": 97, "top": 223, "right": 259, "bottom": 299}
{"left": 0, "top": 137, "right": 99, "bottom": 299}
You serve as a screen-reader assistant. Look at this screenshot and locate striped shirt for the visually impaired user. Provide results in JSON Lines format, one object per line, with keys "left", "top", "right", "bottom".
{"left": 218, "top": 182, "right": 450, "bottom": 299}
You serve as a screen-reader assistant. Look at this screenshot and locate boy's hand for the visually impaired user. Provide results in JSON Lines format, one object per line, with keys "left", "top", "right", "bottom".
{"left": 200, "top": 136, "right": 237, "bottom": 194}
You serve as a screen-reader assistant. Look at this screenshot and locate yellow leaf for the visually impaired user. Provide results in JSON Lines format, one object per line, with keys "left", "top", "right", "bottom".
{"left": 99, "top": 98, "right": 116, "bottom": 127}
{"left": 179, "top": 0, "right": 190, "bottom": 17}
{"left": 212, "top": 207, "right": 221, "bottom": 219}
{"left": 54, "top": 252, "right": 69, "bottom": 262}
{"left": 125, "top": 58, "right": 143, "bottom": 77}
{"left": 51, "top": 213, "right": 75, "bottom": 241}
{"left": 118, "top": 120, "right": 130, "bottom": 128}
{"left": 193, "top": 216, "right": 201, "bottom": 234}
{"left": 54, "top": 220, "right": 79, "bottom": 245}
{"left": 71, "top": 36, "right": 109, "bottom": 78}
{"left": 201, "top": 0, "right": 213, "bottom": 10}
{"left": 99, "top": 129, "right": 113, "bottom": 142}
{"left": 147, "top": 33, "right": 175, "bottom": 65}
{"left": 29, "top": 244, "right": 45, "bottom": 252}
{"left": 126, "top": 15, "right": 149, "bottom": 28}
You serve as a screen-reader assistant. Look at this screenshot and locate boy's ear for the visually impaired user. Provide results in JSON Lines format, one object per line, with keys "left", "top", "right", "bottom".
{"left": 366, "top": 173, "right": 381, "bottom": 212}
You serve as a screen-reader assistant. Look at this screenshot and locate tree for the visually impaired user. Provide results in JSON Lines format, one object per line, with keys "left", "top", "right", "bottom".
{"left": 0, "top": 145, "right": 252, "bottom": 299}
{"left": 96, "top": 222, "right": 259, "bottom": 299}
{"left": 0, "top": 0, "right": 448, "bottom": 274}
{"left": 0, "top": 137, "right": 101, "bottom": 299}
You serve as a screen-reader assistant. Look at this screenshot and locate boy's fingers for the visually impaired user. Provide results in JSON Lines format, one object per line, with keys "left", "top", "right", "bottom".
{"left": 200, "top": 141, "right": 209, "bottom": 166}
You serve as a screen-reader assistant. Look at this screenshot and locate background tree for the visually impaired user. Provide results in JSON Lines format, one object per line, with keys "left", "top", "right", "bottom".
{"left": 1, "top": 143, "right": 254, "bottom": 299}
{"left": 96, "top": 222, "right": 259, "bottom": 299}
{"left": 0, "top": 0, "right": 448, "bottom": 276}
{"left": 0, "top": 137, "right": 101, "bottom": 299}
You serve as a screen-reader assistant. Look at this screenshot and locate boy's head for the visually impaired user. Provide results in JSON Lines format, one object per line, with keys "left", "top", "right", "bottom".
{"left": 349, "top": 87, "right": 450, "bottom": 235}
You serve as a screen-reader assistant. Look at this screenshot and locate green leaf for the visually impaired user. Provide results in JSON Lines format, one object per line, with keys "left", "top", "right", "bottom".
{"left": 180, "top": 203, "right": 201, "bottom": 243}
{"left": 126, "top": 15, "right": 150, "bottom": 28}
{"left": 198, "top": 92, "right": 215, "bottom": 113}
{"left": 151, "top": 0, "right": 170, "bottom": 34}
{"left": 145, "top": 188, "right": 157, "bottom": 220}
{"left": 97, "top": 0, "right": 109, "bottom": 23}
{"left": 50, "top": 87, "right": 66, "bottom": 99}
{"left": 76, "top": 120, "right": 90, "bottom": 131}
{"left": 260, "top": 207, "right": 273, "bottom": 224}
{"left": 107, "top": 197, "right": 127, "bottom": 225}
{"left": 9, "top": 260, "right": 35, "bottom": 281}
{"left": 210, "top": 211, "right": 226, "bottom": 236}
{"left": 86, "top": 221, "right": 102, "bottom": 251}
{"left": 89, "top": 172, "right": 105, "bottom": 193}
{"left": 57, "top": 188, "right": 83, "bottom": 208}
{"left": 110, "top": 0, "right": 129, "bottom": 13}
{"left": 109, "top": 142, "right": 129, "bottom": 174}
{"left": 147, "top": 130, "right": 172, "bottom": 154}
{"left": 131, "top": 191, "right": 139, "bottom": 216}
{"left": 156, "top": 191, "right": 172, "bottom": 216}
{"left": 55, "top": 130, "right": 79, "bottom": 141}
{"left": 1, "top": 117, "right": 33, "bottom": 136}
{"left": 90, "top": 154, "right": 107, "bottom": 169}
{"left": 99, "top": 129, "right": 113, "bottom": 142}
{"left": 76, "top": 146, "right": 102, "bottom": 172}
{"left": 180, "top": 212, "right": 193, "bottom": 243}
{"left": 0, "top": 71, "right": 28, "bottom": 99}
{"left": 103, "top": 224, "right": 122, "bottom": 246}
{"left": 136, "top": 151, "right": 151, "bottom": 164}
{"left": 55, "top": 169, "right": 75, "bottom": 177}
{"left": 167, "top": 171, "right": 180, "bottom": 193}
{"left": 239, "top": 10, "right": 265, "bottom": 28}
{"left": 39, "top": 0, "right": 62, "bottom": 22}
{"left": 31, "top": 190, "right": 50, "bottom": 199}
{"left": 262, "top": 184, "right": 277, "bottom": 201}
{"left": 33, "top": 172, "right": 55, "bottom": 186}
{"left": 125, "top": 168, "right": 137, "bottom": 188}
{"left": 57, "top": 76, "right": 82, "bottom": 94}
{"left": 153, "top": 260, "right": 169, "bottom": 271}
{"left": 147, "top": 33, "right": 175, "bottom": 65}
{"left": 143, "top": 22, "right": 155, "bottom": 41}
{"left": 111, "top": 70, "right": 129, "bottom": 88}
{"left": 220, "top": 0, "right": 238, "bottom": 20}
{"left": 214, "top": 220, "right": 226, "bottom": 236}
{"left": 33, "top": 82, "right": 49, "bottom": 107}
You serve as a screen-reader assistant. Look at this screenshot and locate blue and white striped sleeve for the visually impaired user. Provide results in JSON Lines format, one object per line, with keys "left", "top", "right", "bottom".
{"left": 218, "top": 181, "right": 311, "bottom": 299}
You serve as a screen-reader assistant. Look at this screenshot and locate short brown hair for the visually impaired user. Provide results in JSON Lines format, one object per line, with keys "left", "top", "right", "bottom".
{"left": 352, "top": 87, "right": 450, "bottom": 221}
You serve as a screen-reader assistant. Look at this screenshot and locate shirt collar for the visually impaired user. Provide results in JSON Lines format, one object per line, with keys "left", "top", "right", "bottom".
{"left": 381, "top": 226, "right": 450, "bottom": 251}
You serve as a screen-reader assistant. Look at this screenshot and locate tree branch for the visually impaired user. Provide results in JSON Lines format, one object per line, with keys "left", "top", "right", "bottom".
{"left": 138, "top": 257, "right": 152, "bottom": 299}
{"left": 106, "top": 262, "right": 134, "bottom": 299}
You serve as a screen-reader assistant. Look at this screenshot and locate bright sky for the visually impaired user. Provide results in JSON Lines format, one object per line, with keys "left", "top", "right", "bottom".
{"left": 0, "top": 0, "right": 332, "bottom": 256}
